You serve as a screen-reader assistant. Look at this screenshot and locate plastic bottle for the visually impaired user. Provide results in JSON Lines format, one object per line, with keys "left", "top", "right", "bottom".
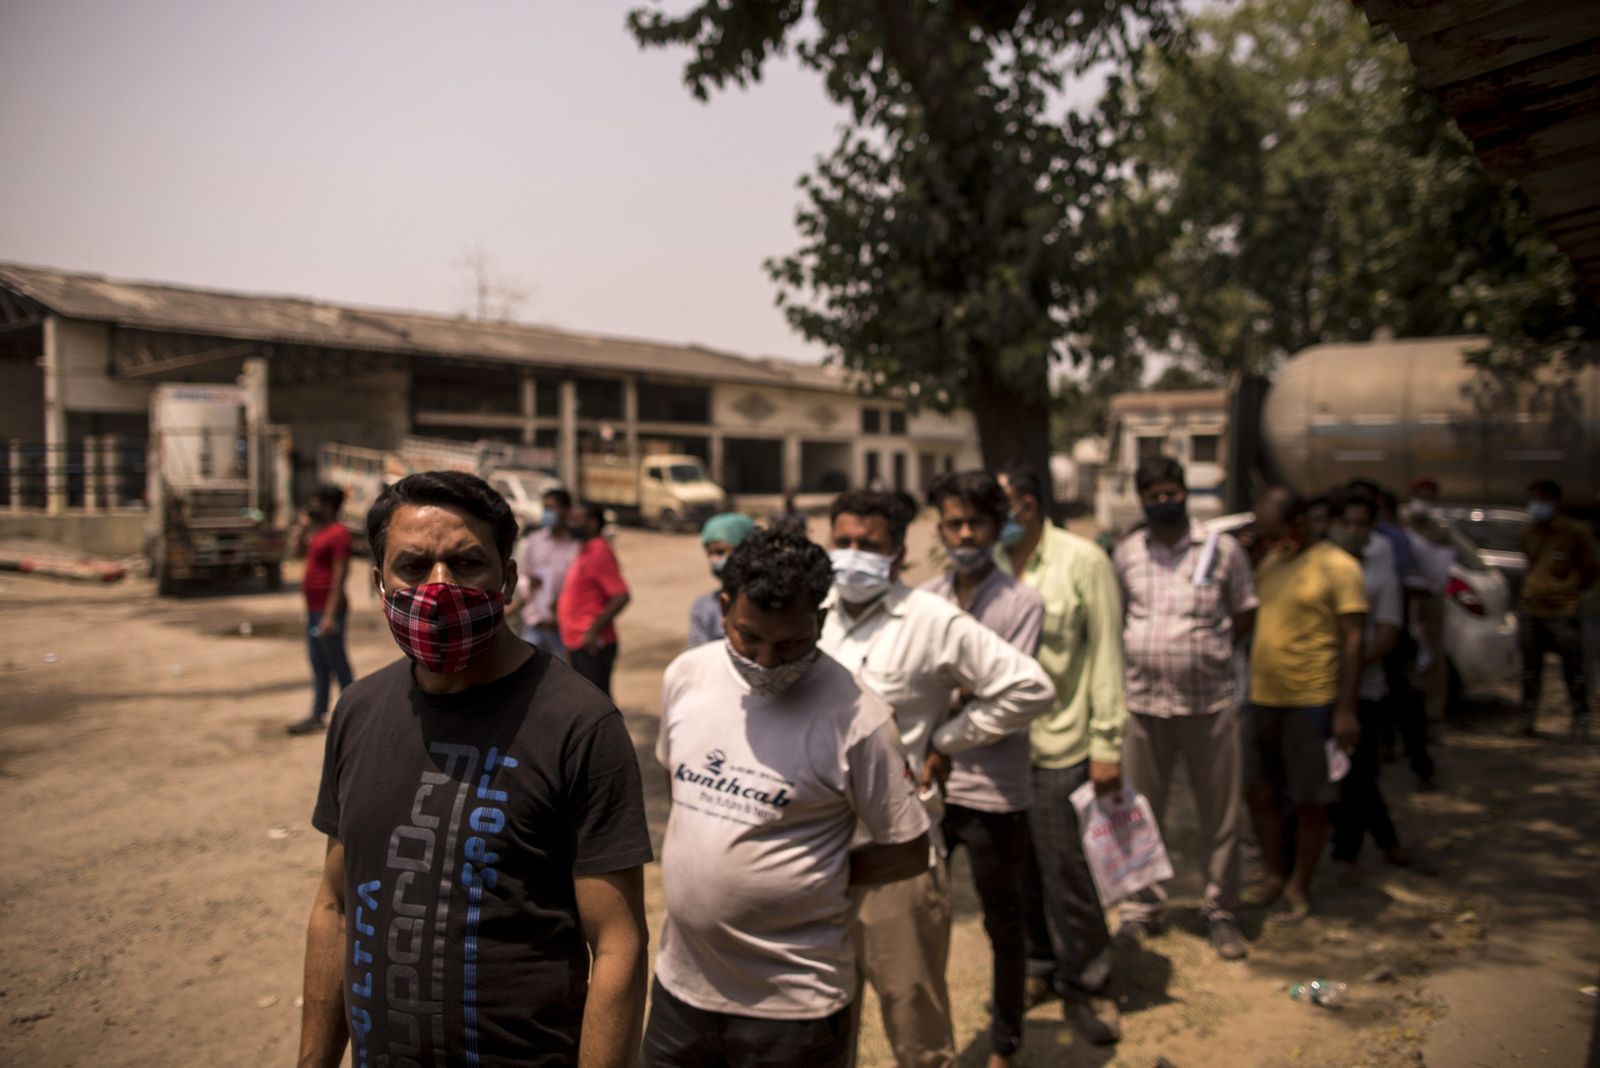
{"left": 1289, "top": 980, "right": 1349, "bottom": 1008}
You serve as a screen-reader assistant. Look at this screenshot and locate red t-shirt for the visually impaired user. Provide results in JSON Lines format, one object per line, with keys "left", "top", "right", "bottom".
{"left": 303, "top": 523, "right": 353, "bottom": 614}
{"left": 557, "top": 538, "right": 629, "bottom": 650}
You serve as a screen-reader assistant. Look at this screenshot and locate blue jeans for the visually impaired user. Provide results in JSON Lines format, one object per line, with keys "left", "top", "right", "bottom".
{"left": 521, "top": 623, "right": 569, "bottom": 661}
{"left": 308, "top": 610, "right": 354, "bottom": 722}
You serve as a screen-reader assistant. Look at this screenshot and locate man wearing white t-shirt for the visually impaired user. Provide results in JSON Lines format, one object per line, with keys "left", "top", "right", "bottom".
{"left": 821, "top": 490, "right": 1056, "bottom": 1068}
{"left": 645, "top": 528, "right": 932, "bottom": 1067}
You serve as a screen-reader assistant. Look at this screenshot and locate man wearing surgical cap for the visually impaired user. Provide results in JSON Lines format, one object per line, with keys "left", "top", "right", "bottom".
{"left": 688, "top": 512, "right": 757, "bottom": 648}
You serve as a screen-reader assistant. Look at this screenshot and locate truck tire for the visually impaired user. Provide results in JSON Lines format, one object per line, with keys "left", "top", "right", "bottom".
{"left": 154, "top": 552, "right": 178, "bottom": 597}
{"left": 656, "top": 508, "right": 680, "bottom": 533}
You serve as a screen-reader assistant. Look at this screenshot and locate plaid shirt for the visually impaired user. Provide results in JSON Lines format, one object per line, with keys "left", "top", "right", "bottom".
{"left": 1113, "top": 523, "right": 1257, "bottom": 718}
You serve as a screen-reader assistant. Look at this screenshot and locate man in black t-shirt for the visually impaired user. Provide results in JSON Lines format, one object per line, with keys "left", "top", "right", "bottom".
{"left": 297, "top": 471, "right": 653, "bottom": 1068}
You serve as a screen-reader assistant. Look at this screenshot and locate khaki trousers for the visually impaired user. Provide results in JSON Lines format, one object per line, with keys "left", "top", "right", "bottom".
{"left": 1119, "top": 705, "right": 1243, "bottom": 925}
{"left": 851, "top": 857, "right": 955, "bottom": 1068}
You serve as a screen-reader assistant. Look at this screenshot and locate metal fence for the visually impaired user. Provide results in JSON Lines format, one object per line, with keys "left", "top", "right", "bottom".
{"left": 1, "top": 438, "right": 148, "bottom": 511}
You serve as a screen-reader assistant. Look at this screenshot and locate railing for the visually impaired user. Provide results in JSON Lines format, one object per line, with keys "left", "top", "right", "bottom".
{"left": 1, "top": 438, "right": 148, "bottom": 511}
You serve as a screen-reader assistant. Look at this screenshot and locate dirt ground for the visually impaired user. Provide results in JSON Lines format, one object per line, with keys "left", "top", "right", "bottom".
{"left": 2, "top": 516, "right": 1598, "bottom": 1067}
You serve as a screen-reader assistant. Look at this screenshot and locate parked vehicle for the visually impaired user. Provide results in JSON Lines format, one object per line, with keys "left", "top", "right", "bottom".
{"left": 319, "top": 435, "right": 562, "bottom": 549}
{"left": 580, "top": 452, "right": 724, "bottom": 531}
{"left": 145, "top": 382, "right": 292, "bottom": 595}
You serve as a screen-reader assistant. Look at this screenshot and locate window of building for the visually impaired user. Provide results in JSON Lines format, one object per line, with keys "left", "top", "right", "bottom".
{"left": 1191, "top": 434, "right": 1220, "bottom": 463}
{"left": 413, "top": 368, "right": 521, "bottom": 415}
{"left": 861, "top": 407, "right": 882, "bottom": 435}
{"left": 1136, "top": 435, "right": 1166, "bottom": 462}
{"left": 865, "top": 449, "right": 881, "bottom": 486}
{"left": 722, "top": 437, "right": 784, "bottom": 494}
{"left": 577, "top": 377, "right": 624, "bottom": 421}
{"left": 637, "top": 382, "right": 710, "bottom": 424}
{"left": 888, "top": 410, "right": 907, "bottom": 436}
{"left": 892, "top": 452, "right": 906, "bottom": 491}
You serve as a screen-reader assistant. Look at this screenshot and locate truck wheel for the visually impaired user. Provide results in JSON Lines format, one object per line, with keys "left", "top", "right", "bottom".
{"left": 657, "top": 508, "right": 680, "bottom": 533}
{"left": 264, "top": 561, "right": 283, "bottom": 591}
{"left": 154, "top": 554, "right": 178, "bottom": 597}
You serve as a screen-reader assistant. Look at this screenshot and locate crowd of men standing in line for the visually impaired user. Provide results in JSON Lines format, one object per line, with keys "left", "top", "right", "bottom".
{"left": 291, "top": 456, "right": 1596, "bottom": 1068}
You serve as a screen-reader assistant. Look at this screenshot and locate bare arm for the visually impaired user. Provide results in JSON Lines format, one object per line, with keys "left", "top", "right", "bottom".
{"left": 584, "top": 592, "right": 632, "bottom": 650}
{"left": 321, "top": 555, "right": 349, "bottom": 628}
{"left": 297, "top": 839, "right": 348, "bottom": 1068}
{"left": 1361, "top": 622, "right": 1399, "bottom": 668}
{"left": 849, "top": 832, "right": 931, "bottom": 887}
{"left": 575, "top": 867, "right": 649, "bottom": 1068}
{"left": 1333, "top": 613, "right": 1365, "bottom": 748}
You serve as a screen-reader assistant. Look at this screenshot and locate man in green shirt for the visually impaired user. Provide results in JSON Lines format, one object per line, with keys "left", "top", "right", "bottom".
{"left": 1519, "top": 479, "right": 1599, "bottom": 740}
{"left": 998, "top": 466, "right": 1128, "bottom": 1046}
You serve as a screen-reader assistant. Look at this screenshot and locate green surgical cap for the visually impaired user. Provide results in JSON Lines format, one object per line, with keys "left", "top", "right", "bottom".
{"left": 700, "top": 512, "right": 756, "bottom": 546}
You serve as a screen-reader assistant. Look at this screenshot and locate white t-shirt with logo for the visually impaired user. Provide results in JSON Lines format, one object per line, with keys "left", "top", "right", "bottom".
{"left": 654, "top": 642, "right": 930, "bottom": 1020}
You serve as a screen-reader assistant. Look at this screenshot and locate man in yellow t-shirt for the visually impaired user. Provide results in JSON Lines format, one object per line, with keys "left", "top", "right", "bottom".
{"left": 1243, "top": 487, "right": 1366, "bottom": 919}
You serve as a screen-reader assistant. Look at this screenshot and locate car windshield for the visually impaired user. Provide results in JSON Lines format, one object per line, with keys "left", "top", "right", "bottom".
{"left": 667, "top": 463, "right": 706, "bottom": 483}
{"left": 1452, "top": 518, "right": 1527, "bottom": 554}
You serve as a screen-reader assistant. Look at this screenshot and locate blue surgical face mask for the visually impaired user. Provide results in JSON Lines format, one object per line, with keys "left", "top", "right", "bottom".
{"left": 1529, "top": 500, "right": 1555, "bottom": 523}
{"left": 541, "top": 507, "right": 561, "bottom": 530}
{"left": 709, "top": 555, "right": 729, "bottom": 578}
{"left": 999, "top": 516, "right": 1026, "bottom": 548}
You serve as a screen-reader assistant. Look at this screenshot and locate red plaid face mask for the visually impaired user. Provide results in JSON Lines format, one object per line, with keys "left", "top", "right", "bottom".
{"left": 381, "top": 582, "right": 505, "bottom": 674}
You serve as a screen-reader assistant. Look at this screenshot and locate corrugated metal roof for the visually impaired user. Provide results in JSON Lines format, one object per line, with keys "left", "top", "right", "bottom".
{"left": 0, "top": 261, "right": 852, "bottom": 392}
{"left": 1356, "top": 0, "right": 1600, "bottom": 303}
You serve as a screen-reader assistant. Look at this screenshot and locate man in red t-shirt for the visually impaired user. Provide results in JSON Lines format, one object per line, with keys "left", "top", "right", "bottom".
{"left": 287, "top": 485, "right": 356, "bottom": 735}
{"left": 556, "top": 502, "right": 631, "bottom": 697}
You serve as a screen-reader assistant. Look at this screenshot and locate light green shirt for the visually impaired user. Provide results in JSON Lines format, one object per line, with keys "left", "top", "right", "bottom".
{"left": 1000, "top": 524, "right": 1128, "bottom": 767}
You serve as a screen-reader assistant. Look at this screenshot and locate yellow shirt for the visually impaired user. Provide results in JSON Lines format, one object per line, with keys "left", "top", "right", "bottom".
{"left": 1250, "top": 541, "right": 1368, "bottom": 708}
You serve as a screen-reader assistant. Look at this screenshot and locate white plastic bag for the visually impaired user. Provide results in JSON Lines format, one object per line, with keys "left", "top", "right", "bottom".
{"left": 1070, "top": 781, "right": 1176, "bottom": 906}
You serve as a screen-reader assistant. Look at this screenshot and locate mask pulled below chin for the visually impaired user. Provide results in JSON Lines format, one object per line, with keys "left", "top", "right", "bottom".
{"left": 381, "top": 582, "right": 505, "bottom": 673}
{"left": 726, "top": 641, "right": 820, "bottom": 697}
{"left": 945, "top": 545, "right": 992, "bottom": 574}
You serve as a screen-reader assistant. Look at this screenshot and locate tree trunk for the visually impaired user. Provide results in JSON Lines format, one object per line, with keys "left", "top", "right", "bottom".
{"left": 968, "top": 362, "right": 1054, "bottom": 511}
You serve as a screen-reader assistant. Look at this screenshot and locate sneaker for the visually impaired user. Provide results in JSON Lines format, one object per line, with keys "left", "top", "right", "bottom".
{"left": 1023, "top": 974, "right": 1057, "bottom": 1010}
{"left": 285, "top": 717, "right": 325, "bottom": 736}
{"left": 1063, "top": 996, "right": 1121, "bottom": 1045}
{"left": 1209, "top": 918, "right": 1248, "bottom": 960}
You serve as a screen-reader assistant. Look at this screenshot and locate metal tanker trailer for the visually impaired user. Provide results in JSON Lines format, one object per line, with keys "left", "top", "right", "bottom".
{"left": 1227, "top": 336, "right": 1600, "bottom": 510}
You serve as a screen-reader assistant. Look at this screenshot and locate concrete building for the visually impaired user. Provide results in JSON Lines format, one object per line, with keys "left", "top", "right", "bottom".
{"left": 0, "top": 263, "right": 978, "bottom": 549}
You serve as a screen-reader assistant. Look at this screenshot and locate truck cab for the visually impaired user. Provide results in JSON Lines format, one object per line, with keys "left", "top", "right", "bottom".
{"left": 639, "top": 454, "right": 723, "bottom": 531}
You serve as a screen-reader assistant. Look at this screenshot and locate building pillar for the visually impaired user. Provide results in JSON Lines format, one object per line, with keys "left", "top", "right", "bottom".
{"left": 559, "top": 378, "right": 579, "bottom": 491}
{"left": 8, "top": 438, "right": 23, "bottom": 512}
{"left": 102, "top": 435, "right": 121, "bottom": 508}
{"left": 41, "top": 316, "right": 68, "bottom": 514}
{"left": 83, "top": 434, "right": 101, "bottom": 513}
{"left": 519, "top": 372, "right": 537, "bottom": 446}
{"left": 623, "top": 375, "right": 639, "bottom": 457}
{"left": 783, "top": 433, "right": 802, "bottom": 496}
{"left": 709, "top": 432, "right": 725, "bottom": 487}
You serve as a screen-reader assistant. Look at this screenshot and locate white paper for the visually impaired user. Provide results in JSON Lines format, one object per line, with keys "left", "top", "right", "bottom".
{"left": 1326, "top": 739, "right": 1351, "bottom": 783}
{"left": 1070, "top": 782, "right": 1176, "bottom": 906}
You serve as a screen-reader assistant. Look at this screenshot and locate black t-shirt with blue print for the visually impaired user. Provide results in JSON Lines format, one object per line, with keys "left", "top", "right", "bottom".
{"left": 313, "top": 650, "right": 652, "bottom": 1067}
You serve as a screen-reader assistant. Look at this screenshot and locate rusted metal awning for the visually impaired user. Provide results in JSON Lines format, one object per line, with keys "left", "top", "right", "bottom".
{"left": 1356, "top": 0, "right": 1600, "bottom": 302}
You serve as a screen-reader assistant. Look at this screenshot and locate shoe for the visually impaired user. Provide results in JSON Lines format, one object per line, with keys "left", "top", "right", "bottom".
{"left": 285, "top": 717, "right": 325, "bottom": 736}
{"left": 1063, "top": 996, "right": 1121, "bottom": 1045}
{"left": 1240, "top": 875, "right": 1285, "bottom": 908}
{"left": 1114, "top": 918, "right": 1153, "bottom": 948}
{"left": 1209, "top": 918, "right": 1248, "bottom": 960}
{"left": 1023, "top": 974, "right": 1057, "bottom": 1010}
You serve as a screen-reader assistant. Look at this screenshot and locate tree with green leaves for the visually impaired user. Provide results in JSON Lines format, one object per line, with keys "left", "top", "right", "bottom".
{"left": 628, "top": 0, "right": 1181, "bottom": 493}
{"left": 1107, "top": 0, "right": 1597, "bottom": 380}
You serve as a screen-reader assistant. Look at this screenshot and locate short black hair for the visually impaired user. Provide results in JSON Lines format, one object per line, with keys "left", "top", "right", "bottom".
{"left": 311, "top": 483, "right": 346, "bottom": 513}
{"left": 721, "top": 527, "right": 833, "bottom": 612}
{"left": 367, "top": 470, "right": 518, "bottom": 566}
{"left": 1529, "top": 479, "right": 1562, "bottom": 501}
{"left": 1347, "top": 478, "right": 1383, "bottom": 499}
{"left": 926, "top": 470, "right": 1008, "bottom": 530}
{"left": 1002, "top": 463, "right": 1045, "bottom": 506}
{"left": 1258, "top": 485, "right": 1308, "bottom": 521}
{"left": 1327, "top": 488, "right": 1377, "bottom": 522}
{"left": 1135, "top": 456, "right": 1186, "bottom": 494}
{"left": 830, "top": 489, "right": 916, "bottom": 546}
{"left": 542, "top": 486, "right": 573, "bottom": 510}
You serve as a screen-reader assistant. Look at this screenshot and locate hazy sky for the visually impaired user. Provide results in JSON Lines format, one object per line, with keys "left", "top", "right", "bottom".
{"left": 1, "top": 1, "right": 861, "bottom": 360}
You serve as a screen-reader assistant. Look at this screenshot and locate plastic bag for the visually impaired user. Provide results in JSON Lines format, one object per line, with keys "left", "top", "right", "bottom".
{"left": 1070, "top": 781, "right": 1176, "bottom": 906}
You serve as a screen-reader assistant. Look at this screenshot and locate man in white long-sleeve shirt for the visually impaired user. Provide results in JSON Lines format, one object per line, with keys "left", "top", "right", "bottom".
{"left": 820, "top": 489, "right": 1057, "bottom": 1068}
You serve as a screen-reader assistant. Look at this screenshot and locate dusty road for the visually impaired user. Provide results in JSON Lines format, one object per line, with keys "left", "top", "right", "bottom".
{"left": 2, "top": 517, "right": 1598, "bottom": 1067}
